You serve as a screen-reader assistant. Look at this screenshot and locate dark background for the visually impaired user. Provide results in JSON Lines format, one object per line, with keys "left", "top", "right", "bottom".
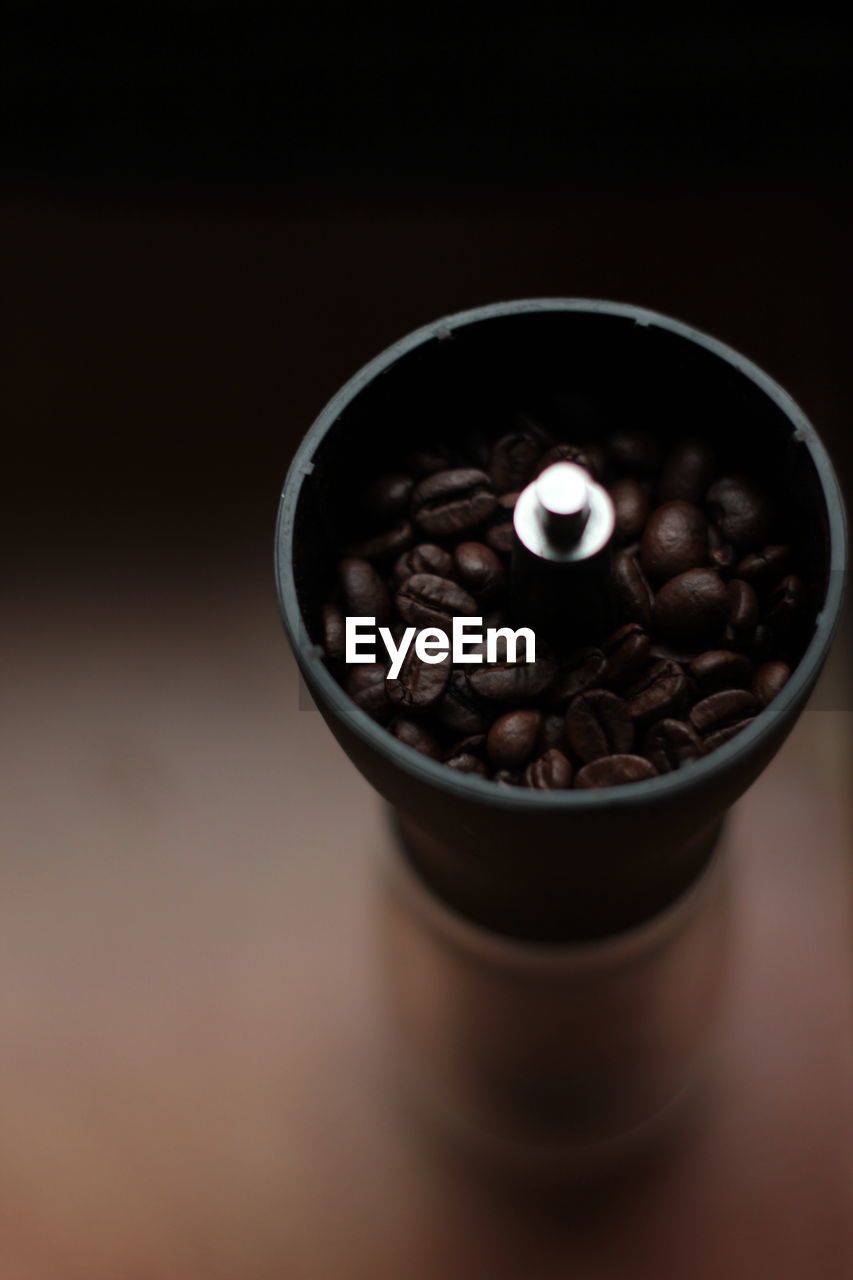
{"left": 4, "top": 7, "right": 852, "bottom": 558}
{"left": 2, "top": 12, "right": 853, "bottom": 1278}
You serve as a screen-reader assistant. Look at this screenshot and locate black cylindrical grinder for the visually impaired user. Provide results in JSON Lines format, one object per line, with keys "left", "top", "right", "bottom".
{"left": 275, "top": 300, "right": 846, "bottom": 943}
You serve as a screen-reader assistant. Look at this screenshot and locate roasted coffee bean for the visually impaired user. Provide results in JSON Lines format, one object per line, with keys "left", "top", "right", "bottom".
{"left": 610, "top": 551, "right": 654, "bottom": 628}
{"left": 523, "top": 749, "right": 574, "bottom": 790}
{"left": 445, "top": 752, "right": 490, "bottom": 777}
{"left": 688, "top": 649, "right": 754, "bottom": 694}
{"left": 648, "top": 640, "right": 700, "bottom": 666}
{"left": 392, "top": 543, "right": 454, "bottom": 585}
{"left": 575, "top": 754, "right": 658, "bottom": 789}
{"left": 493, "top": 768, "right": 521, "bottom": 785}
{"left": 767, "top": 574, "right": 806, "bottom": 632}
{"left": 344, "top": 663, "right": 392, "bottom": 721}
{"left": 640, "top": 501, "right": 709, "bottom": 582}
{"left": 454, "top": 541, "right": 506, "bottom": 602}
{"left": 703, "top": 719, "right": 757, "bottom": 751}
{"left": 485, "top": 526, "right": 514, "bottom": 555}
{"left": 487, "top": 709, "right": 543, "bottom": 769}
{"left": 642, "top": 718, "right": 704, "bottom": 774}
{"left": 659, "top": 439, "right": 716, "bottom": 504}
{"left": 706, "top": 475, "right": 772, "bottom": 550}
{"left": 434, "top": 669, "right": 490, "bottom": 736}
{"left": 652, "top": 568, "right": 729, "bottom": 646}
{"left": 600, "top": 623, "right": 650, "bottom": 689}
{"left": 735, "top": 545, "right": 792, "bottom": 591}
{"left": 538, "top": 443, "right": 596, "bottom": 477}
{"left": 490, "top": 428, "right": 548, "bottom": 493}
{"left": 549, "top": 647, "right": 606, "bottom": 706}
{"left": 339, "top": 557, "right": 392, "bottom": 623}
{"left": 690, "top": 689, "right": 759, "bottom": 738}
{"left": 396, "top": 573, "right": 478, "bottom": 630}
{"left": 565, "top": 689, "right": 634, "bottom": 762}
{"left": 468, "top": 649, "right": 557, "bottom": 703}
{"left": 727, "top": 578, "right": 759, "bottom": 632}
{"left": 411, "top": 468, "right": 497, "bottom": 537}
{"left": 607, "top": 429, "right": 662, "bottom": 473}
{"left": 388, "top": 716, "right": 441, "bottom": 760}
{"left": 752, "top": 660, "right": 792, "bottom": 706}
{"left": 538, "top": 712, "right": 569, "bottom": 754}
{"left": 387, "top": 639, "right": 451, "bottom": 710}
{"left": 346, "top": 520, "right": 414, "bottom": 562}
{"left": 322, "top": 602, "right": 346, "bottom": 661}
{"left": 361, "top": 473, "right": 414, "bottom": 523}
{"left": 624, "top": 659, "right": 689, "bottom": 728}
{"left": 491, "top": 417, "right": 550, "bottom": 486}
{"left": 609, "top": 478, "right": 651, "bottom": 546}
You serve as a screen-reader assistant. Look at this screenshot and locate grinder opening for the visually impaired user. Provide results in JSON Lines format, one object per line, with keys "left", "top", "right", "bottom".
{"left": 290, "top": 307, "right": 831, "bottom": 700}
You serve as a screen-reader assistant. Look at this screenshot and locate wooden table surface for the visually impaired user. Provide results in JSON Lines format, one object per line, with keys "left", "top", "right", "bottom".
{"left": 4, "top": 187, "right": 852, "bottom": 1276}
{"left": 1, "top": 550, "right": 850, "bottom": 1279}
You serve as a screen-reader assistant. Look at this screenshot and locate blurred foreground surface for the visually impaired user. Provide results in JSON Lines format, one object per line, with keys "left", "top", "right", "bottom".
{"left": 1, "top": 552, "right": 851, "bottom": 1279}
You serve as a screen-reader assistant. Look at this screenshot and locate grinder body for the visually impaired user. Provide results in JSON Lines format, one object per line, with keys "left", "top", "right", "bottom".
{"left": 276, "top": 299, "right": 845, "bottom": 1147}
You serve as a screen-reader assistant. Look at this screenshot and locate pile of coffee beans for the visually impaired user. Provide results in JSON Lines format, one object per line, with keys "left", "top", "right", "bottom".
{"left": 320, "top": 418, "right": 809, "bottom": 789}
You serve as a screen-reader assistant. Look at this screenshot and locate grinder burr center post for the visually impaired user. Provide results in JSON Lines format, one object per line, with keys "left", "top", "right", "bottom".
{"left": 511, "top": 461, "right": 616, "bottom": 644}
{"left": 533, "top": 461, "right": 592, "bottom": 546}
